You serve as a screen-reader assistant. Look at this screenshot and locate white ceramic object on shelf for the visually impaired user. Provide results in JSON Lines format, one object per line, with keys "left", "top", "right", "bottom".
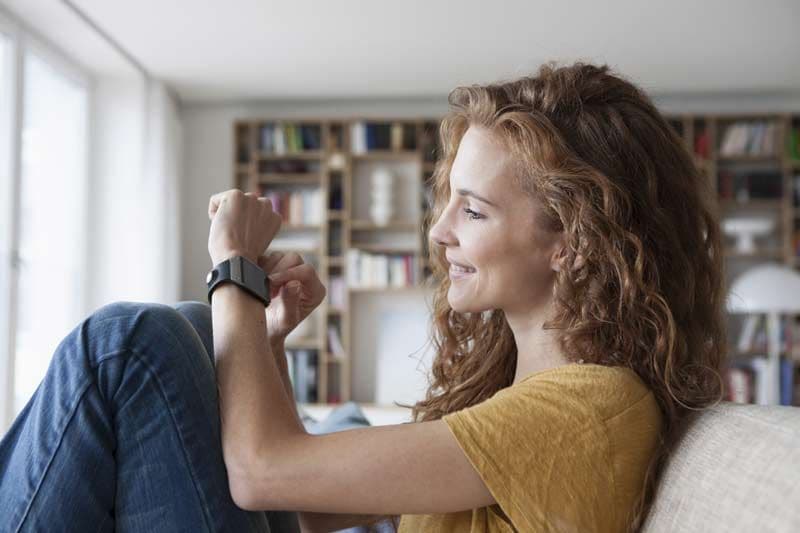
{"left": 370, "top": 167, "right": 395, "bottom": 226}
{"left": 722, "top": 216, "right": 775, "bottom": 254}
{"left": 727, "top": 264, "right": 800, "bottom": 405}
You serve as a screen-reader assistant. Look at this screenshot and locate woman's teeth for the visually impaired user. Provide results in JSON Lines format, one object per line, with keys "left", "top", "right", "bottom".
{"left": 450, "top": 264, "right": 476, "bottom": 273}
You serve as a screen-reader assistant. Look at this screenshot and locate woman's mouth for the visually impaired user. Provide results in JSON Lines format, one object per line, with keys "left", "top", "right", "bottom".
{"left": 449, "top": 263, "right": 476, "bottom": 280}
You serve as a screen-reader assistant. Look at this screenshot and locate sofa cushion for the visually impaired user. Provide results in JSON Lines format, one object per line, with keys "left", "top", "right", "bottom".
{"left": 642, "top": 402, "right": 800, "bottom": 532}
{"left": 301, "top": 401, "right": 371, "bottom": 434}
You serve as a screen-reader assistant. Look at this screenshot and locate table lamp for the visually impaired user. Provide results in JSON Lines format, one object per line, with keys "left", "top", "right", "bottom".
{"left": 727, "top": 263, "right": 800, "bottom": 404}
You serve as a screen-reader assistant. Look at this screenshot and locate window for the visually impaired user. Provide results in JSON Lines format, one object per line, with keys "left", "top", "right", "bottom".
{"left": 0, "top": 14, "right": 91, "bottom": 428}
{"left": 0, "top": 24, "right": 15, "bottom": 429}
{"left": 12, "top": 49, "right": 89, "bottom": 415}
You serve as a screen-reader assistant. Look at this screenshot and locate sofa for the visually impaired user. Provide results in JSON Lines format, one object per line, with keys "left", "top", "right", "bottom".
{"left": 301, "top": 401, "right": 800, "bottom": 532}
{"left": 642, "top": 402, "right": 800, "bottom": 532}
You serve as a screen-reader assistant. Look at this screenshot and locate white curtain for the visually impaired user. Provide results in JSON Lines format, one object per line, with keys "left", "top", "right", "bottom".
{"left": 88, "top": 77, "right": 182, "bottom": 310}
{"left": 143, "top": 81, "right": 182, "bottom": 305}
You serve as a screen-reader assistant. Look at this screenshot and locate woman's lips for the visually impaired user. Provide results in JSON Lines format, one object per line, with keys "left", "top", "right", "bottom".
{"left": 449, "top": 263, "right": 476, "bottom": 280}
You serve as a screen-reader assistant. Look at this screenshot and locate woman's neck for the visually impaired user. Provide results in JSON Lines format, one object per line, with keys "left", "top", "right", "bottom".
{"left": 505, "top": 307, "right": 570, "bottom": 385}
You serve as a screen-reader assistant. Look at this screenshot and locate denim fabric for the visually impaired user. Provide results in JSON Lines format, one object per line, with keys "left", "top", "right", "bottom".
{"left": 0, "top": 300, "right": 300, "bottom": 533}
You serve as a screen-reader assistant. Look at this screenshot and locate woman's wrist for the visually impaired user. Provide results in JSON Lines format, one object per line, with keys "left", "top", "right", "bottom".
{"left": 210, "top": 249, "right": 259, "bottom": 267}
{"left": 269, "top": 335, "right": 286, "bottom": 355}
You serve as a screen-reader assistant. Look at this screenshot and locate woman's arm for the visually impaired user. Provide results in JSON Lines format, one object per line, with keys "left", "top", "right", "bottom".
{"left": 207, "top": 190, "right": 496, "bottom": 516}
{"left": 270, "top": 339, "right": 392, "bottom": 532}
{"left": 269, "top": 339, "right": 303, "bottom": 428}
{"left": 211, "top": 283, "right": 306, "bottom": 503}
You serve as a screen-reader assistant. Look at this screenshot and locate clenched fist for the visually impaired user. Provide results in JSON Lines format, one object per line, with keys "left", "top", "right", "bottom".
{"left": 207, "top": 189, "right": 281, "bottom": 265}
{"left": 207, "top": 189, "right": 326, "bottom": 343}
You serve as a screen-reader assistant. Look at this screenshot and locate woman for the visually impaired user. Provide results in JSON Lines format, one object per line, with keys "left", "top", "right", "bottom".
{"left": 0, "top": 61, "right": 726, "bottom": 533}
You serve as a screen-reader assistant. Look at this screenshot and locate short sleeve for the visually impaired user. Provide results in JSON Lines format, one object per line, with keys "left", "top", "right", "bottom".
{"left": 441, "top": 379, "right": 617, "bottom": 532}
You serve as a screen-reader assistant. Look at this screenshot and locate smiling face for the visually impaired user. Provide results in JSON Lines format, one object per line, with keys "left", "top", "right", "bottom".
{"left": 428, "top": 126, "right": 564, "bottom": 315}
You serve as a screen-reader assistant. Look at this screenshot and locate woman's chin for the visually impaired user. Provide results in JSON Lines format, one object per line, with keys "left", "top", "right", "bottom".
{"left": 447, "top": 292, "right": 491, "bottom": 314}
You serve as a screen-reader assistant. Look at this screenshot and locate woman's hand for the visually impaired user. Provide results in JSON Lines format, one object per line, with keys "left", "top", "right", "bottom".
{"left": 208, "top": 189, "right": 281, "bottom": 265}
{"left": 258, "top": 252, "right": 326, "bottom": 345}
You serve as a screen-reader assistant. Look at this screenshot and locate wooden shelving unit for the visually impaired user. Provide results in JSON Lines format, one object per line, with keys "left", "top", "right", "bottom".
{"left": 666, "top": 112, "right": 800, "bottom": 405}
{"left": 233, "top": 118, "right": 441, "bottom": 405}
{"left": 234, "top": 113, "right": 800, "bottom": 407}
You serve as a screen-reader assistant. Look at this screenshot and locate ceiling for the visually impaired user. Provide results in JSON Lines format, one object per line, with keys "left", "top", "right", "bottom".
{"left": 3, "top": 0, "right": 800, "bottom": 102}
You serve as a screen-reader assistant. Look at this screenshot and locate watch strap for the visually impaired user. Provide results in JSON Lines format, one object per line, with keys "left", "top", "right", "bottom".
{"left": 207, "top": 255, "right": 271, "bottom": 306}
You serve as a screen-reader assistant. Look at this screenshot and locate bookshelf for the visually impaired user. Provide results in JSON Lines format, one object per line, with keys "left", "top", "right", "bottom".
{"left": 234, "top": 112, "right": 800, "bottom": 408}
{"left": 233, "top": 118, "right": 441, "bottom": 406}
{"left": 665, "top": 113, "right": 800, "bottom": 405}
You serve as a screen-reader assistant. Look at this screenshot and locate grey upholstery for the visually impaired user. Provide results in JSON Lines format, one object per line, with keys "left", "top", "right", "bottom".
{"left": 642, "top": 402, "right": 800, "bottom": 532}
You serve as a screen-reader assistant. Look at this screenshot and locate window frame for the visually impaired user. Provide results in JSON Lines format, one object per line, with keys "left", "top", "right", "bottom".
{"left": 0, "top": 8, "right": 92, "bottom": 432}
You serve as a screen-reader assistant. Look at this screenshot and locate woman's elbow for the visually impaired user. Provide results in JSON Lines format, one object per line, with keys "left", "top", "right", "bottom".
{"left": 228, "top": 475, "right": 260, "bottom": 511}
{"left": 224, "top": 452, "right": 276, "bottom": 511}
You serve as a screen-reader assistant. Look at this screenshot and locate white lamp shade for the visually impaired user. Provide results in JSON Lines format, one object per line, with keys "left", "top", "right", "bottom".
{"left": 726, "top": 263, "right": 800, "bottom": 314}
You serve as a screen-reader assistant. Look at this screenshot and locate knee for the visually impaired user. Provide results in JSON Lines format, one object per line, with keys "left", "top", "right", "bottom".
{"left": 174, "top": 301, "right": 211, "bottom": 327}
{"left": 87, "top": 301, "right": 211, "bottom": 370}
{"left": 88, "top": 301, "right": 201, "bottom": 359}
{"left": 91, "top": 301, "right": 186, "bottom": 331}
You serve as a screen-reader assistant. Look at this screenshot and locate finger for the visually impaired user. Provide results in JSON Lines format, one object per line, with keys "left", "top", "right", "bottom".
{"left": 257, "top": 196, "right": 274, "bottom": 211}
{"left": 271, "top": 252, "right": 304, "bottom": 276}
{"left": 266, "top": 254, "right": 305, "bottom": 297}
{"left": 267, "top": 263, "right": 315, "bottom": 285}
{"left": 258, "top": 251, "right": 285, "bottom": 273}
{"left": 208, "top": 189, "right": 245, "bottom": 220}
{"left": 280, "top": 280, "right": 303, "bottom": 301}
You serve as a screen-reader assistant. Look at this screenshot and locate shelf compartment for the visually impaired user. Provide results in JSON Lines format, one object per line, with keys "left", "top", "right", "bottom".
{"left": 259, "top": 151, "right": 325, "bottom": 160}
{"left": 259, "top": 173, "right": 321, "bottom": 185}
{"left": 718, "top": 199, "right": 784, "bottom": 211}
{"left": 350, "top": 244, "right": 419, "bottom": 254}
{"left": 281, "top": 224, "right": 322, "bottom": 230}
{"left": 350, "top": 220, "right": 418, "bottom": 230}
{"left": 723, "top": 249, "right": 784, "bottom": 260}
{"left": 285, "top": 338, "right": 322, "bottom": 350}
{"left": 351, "top": 151, "right": 421, "bottom": 161}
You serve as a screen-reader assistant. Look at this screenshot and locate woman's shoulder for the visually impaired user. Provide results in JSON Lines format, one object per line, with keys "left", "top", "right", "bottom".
{"left": 514, "top": 362, "right": 657, "bottom": 422}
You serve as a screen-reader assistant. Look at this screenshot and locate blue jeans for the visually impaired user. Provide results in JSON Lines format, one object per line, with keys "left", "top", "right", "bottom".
{"left": 0, "top": 301, "right": 301, "bottom": 533}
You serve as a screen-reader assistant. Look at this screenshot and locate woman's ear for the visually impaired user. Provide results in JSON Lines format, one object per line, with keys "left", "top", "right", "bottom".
{"left": 551, "top": 236, "right": 585, "bottom": 273}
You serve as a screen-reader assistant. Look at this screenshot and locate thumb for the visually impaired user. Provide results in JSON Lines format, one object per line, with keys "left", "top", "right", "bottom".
{"left": 281, "top": 280, "right": 302, "bottom": 305}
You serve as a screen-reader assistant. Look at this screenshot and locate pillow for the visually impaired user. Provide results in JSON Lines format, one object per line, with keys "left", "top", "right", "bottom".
{"left": 301, "top": 401, "right": 371, "bottom": 435}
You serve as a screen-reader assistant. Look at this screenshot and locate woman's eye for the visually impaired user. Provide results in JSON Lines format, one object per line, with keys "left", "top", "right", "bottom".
{"left": 463, "top": 208, "right": 484, "bottom": 220}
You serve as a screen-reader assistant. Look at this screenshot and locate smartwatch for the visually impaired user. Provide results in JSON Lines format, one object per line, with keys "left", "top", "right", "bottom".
{"left": 206, "top": 255, "right": 271, "bottom": 306}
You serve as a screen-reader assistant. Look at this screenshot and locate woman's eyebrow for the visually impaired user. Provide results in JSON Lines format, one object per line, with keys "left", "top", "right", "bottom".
{"left": 455, "top": 188, "right": 499, "bottom": 208}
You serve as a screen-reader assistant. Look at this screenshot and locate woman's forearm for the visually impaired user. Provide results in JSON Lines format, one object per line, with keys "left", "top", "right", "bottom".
{"left": 211, "top": 284, "right": 306, "bottom": 469}
{"left": 269, "top": 339, "right": 304, "bottom": 428}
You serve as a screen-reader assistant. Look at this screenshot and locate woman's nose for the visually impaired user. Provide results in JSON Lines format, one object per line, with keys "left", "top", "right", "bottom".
{"left": 429, "top": 215, "right": 455, "bottom": 248}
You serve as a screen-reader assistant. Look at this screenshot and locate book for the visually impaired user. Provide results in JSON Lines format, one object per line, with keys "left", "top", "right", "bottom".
{"left": 328, "top": 325, "right": 347, "bottom": 360}
{"left": 780, "top": 357, "right": 794, "bottom": 406}
{"left": 738, "top": 315, "right": 761, "bottom": 353}
{"left": 726, "top": 366, "right": 752, "bottom": 403}
{"left": 750, "top": 357, "right": 771, "bottom": 405}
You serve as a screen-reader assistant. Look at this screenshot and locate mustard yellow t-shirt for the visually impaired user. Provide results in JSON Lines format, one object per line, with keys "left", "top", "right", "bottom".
{"left": 398, "top": 363, "right": 662, "bottom": 533}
